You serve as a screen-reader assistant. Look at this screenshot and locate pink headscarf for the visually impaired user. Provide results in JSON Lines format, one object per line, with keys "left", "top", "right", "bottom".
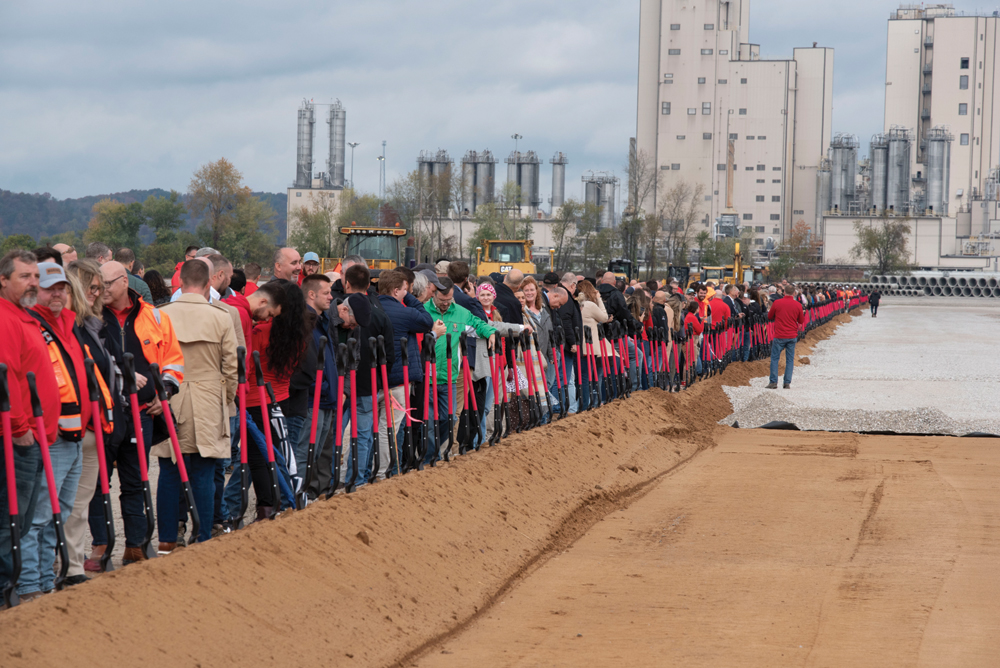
{"left": 477, "top": 283, "right": 496, "bottom": 299}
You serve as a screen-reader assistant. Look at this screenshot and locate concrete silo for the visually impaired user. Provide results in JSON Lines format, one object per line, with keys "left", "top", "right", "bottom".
{"left": 925, "top": 126, "right": 952, "bottom": 215}
{"left": 550, "top": 152, "right": 568, "bottom": 212}
{"left": 326, "top": 100, "right": 346, "bottom": 188}
{"left": 295, "top": 99, "right": 315, "bottom": 189}
{"left": 886, "top": 127, "right": 912, "bottom": 213}
{"left": 461, "top": 150, "right": 498, "bottom": 214}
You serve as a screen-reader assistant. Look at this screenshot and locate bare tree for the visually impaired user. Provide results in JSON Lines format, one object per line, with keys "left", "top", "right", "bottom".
{"left": 658, "top": 180, "right": 705, "bottom": 266}
{"left": 626, "top": 147, "right": 661, "bottom": 216}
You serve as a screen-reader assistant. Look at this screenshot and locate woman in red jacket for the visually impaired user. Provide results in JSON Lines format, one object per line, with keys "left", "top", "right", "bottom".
{"left": 683, "top": 301, "right": 704, "bottom": 375}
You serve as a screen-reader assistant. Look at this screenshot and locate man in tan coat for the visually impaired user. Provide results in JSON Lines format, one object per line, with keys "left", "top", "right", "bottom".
{"left": 152, "top": 259, "right": 237, "bottom": 552}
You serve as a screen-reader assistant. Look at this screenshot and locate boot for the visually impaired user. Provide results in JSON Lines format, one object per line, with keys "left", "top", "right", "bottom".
{"left": 157, "top": 542, "right": 177, "bottom": 556}
{"left": 84, "top": 544, "right": 107, "bottom": 572}
{"left": 122, "top": 546, "right": 147, "bottom": 565}
{"left": 255, "top": 506, "right": 275, "bottom": 522}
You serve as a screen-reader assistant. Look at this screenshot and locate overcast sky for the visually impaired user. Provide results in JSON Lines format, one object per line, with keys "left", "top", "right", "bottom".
{"left": 0, "top": 0, "right": 988, "bottom": 203}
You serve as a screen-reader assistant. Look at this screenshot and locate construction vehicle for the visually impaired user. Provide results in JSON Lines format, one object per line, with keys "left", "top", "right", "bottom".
{"left": 318, "top": 225, "right": 408, "bottom": 273}
{"left": 608, "top": 258, "right": 633, "bottom": 282}
{"left": 475, "top": 240, "right": 536, "bottom": 277}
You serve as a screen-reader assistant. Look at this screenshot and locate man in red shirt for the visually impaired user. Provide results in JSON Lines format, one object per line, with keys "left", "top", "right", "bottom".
{"left": 0, "top": 250, "right": 60, "bottom": 598}
{"left": 171, "top": 246, "right": 199, "bottom": 292}
{"left": 19, "top": 262, "right": 89, "bottom": 599}
{"left": 766, "top": 284, "right": 806, "bottom": 389}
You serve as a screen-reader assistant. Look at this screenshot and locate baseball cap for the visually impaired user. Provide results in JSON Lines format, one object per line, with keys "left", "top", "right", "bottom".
{"left": 38, "top": 262, "right": 69, "bottom": 289}
{"left": 345, "top": 293, "right": 372, "bottom": 328}
{"left": 686, "top": 288, "right": 695, "bottom": 295}
{"left": 542, "top": 272, "right": 560, "bottom": 286}
{"left": 303, "top": 252, "right": 320, "bottom": 264}
{"left": 419, "top": 269, "right": 449, "bottom": 291}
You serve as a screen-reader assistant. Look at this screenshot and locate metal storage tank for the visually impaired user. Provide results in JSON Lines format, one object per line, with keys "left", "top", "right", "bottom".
{"left": 870, "top": 134, "right": 889, "bottom": 213}
{"left": 505, "top": 151, "right": 542, "bottom": 215}
{"left": 599, "top": 179, "right": 616, "bottom": 228}
{"left": 327, "top": 100, "right": 346, "bottom": 188}
{"left": 816, "top": 159, "right": 832, "bottom": 222}
{"left": 460, "top": 150, "right": 498, "bottom": 214}
{"left": 829, "top": 134, "right": 859, "bottom": 213}
{"left": 550, "top": 152, "right": 568, "bottom": 211}
{"left": 925, "top": 127, "right": 952, "bottom": 215}
{"left": 461, "top": 159, "right": 475, "bottom": 214}
{"left": 886, "top": 127, "right": 911, "bottom": 213}
{"left": 585, "top": 180, "right": 599, "bottom": 206}
{"left": 417, "top": 152, "right": 433, "bottom": 190}
{"left": 296, "top": 100, "right": 315, "bottom": 189}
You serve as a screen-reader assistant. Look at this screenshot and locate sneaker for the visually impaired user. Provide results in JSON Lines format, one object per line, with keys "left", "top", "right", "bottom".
{"left": 783, "top": 383, "right": 791, "bottom": 389}
{"left": 64, "top": 574, "right": 89, "bottom": 587}
{"left": 765, "top": 382, "right": 778, "bottom": 389}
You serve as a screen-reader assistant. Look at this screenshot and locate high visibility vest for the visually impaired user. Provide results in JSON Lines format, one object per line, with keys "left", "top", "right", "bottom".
{"left": 37, "top": 325, "right": 84, "bottom": 440}
{"left": 83, "top": 344, "right": 114, "bottom": 435}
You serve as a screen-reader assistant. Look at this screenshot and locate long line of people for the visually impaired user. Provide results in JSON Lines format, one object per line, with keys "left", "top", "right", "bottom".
{"left": 0, "top": 243, "right": 868, "bottom": 609}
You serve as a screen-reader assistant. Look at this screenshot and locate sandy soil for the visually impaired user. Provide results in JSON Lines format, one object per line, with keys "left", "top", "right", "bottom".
{"left": 3, "top": 309, "right": 997, "bottom": 666}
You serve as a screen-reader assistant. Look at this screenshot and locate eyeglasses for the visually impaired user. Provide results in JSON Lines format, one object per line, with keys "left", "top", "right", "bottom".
{"left": 106, "top": 274, "right": 127, "bottom": 287}
{"left": 88, "top": 283, "right": 103, "bottom": 296}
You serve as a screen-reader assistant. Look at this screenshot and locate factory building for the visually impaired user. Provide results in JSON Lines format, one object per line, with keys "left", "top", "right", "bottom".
{"left": 635, "top": 0, "right": 834, "bottom": 251}
{"left": 286, "top": 98, "right": 348, "bottom": 241}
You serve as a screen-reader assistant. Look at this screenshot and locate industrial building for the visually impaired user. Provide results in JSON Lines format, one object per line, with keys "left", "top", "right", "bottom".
{"left": 635, "top": 0, "right": 835, "bottom": 251}
{"left": 286, "top": 98, "right": 348, "bottom": 240}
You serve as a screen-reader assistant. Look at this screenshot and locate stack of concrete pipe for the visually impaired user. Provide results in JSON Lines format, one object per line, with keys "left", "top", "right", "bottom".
{"left": 868, "top": 273, "right": 1000, "bottom": 298}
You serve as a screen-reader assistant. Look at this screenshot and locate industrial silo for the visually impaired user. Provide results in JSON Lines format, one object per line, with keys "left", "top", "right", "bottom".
{"left": 296, "top": 99, "right": 315, "bottom": 189}
{"left": 886, "top": 127, "right": 911, "bottom": 213}
{"left": 925, "top": 127, "right": 952, "bottom": 215}
{"left": 476, "top": 151, "right": 497, "bottom": 210}
{"left": 550, "top": 152, "right": 568, "bottom": 211}
{"left": 816, "top": 158, "right": 832, "bottom": 222}
{"left": 584, "top": 179, "right": 599, "bottom": 206}
{"left": 417, "top": 151, "right": 434, "bottom": 191}
{"left": 599, "top": 178, "right": 617, "bottom": 228}
{"left": 505, "top": 151, "right": 542, "bottom": 216}
{"left": 870, "top": 134, "right": 889, "bottom": 213}
{"left": 327, "top": 100, "right": 346, "bottom": 188}
{"left": 461, "top": 157, "right": 476, "bottom": 214}
{"left": 829, "top": 134, "right": 859, "bottom": 213}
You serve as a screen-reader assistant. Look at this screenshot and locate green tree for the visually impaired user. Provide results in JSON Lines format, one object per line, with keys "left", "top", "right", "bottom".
{"left": 84, "top": 199, "right": 145, "bottom": 252}
{"left": 142, "top": 191, "right": 194, "bottom": 275}
{"left": 215, "top": 196, "right": 279, "bottom": 267}
{"left": 1, "top": 234, "right": 38, "bottom": 254}
{"left": 288, "top": 193, "right": 340, "bottom": 258}
{"left": 550, "top": 199, "right": 581, "bottom": 272}
{"left": 851, "top": 216, "right": 911, "bottom": 275}
{"left": 695, "top": 230, "right": 712, "bottom": 267}
{"left": 188, "top": 158, "right": 250, "bottom": 248}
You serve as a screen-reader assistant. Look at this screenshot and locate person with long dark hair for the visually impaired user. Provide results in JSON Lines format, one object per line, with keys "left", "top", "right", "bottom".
{"left": 244, "top": 279, "right": 309, "bottom": 519}
{"left": 142, "top": 269, "right": 171, "bottom": 306}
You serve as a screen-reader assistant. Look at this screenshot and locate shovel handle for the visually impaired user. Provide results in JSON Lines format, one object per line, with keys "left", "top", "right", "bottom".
{"left": 252, "top": 350, "right": 265, "bottom": 386}
{"left": 0, "top": 363, "right": 9, "bottom": 413}
{"left": 236, "top": 346, "right": 247, "bottom": 385}
{"left": 400, "top": 337, "right": 409, "bottom": 367}
{"left": 122, "top": 353, "right": 139, "bottom": 396}
{"left": 316, "top": 336, "right": 327, "bottom": 368}
{"left": 27, "top": 372, "right": 43, "bottom": 418}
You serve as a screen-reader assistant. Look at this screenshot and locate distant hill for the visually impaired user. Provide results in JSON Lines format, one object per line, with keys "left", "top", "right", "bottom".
{"left": 0, "top": 188, "right": 288, "bottom": 242}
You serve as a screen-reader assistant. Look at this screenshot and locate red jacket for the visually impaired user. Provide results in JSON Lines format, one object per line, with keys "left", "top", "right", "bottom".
{"left": 709, "top": 297, "right": 731, "bottom": 326}
{"left": 768, "top": 295, "right": 806, "bottom": 339}
{"left": 32, "top": 305, "right": 91, "bottom": 436}
{"left": 683, "top": 312, "right": 704, "bottom": 336}
{"left": 244, "top": 321, "right": 289, "bottom": 408}
{"left": 223, "top": 292, "right": 253, "bottom": 359}
{"left": 171, "top": 261, "right": 184, "bottom": 291}
{"left": 0, "top": 298, "right": 60, "bottom": 444}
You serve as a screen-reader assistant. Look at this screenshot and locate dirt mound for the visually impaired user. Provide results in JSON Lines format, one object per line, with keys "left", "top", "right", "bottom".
{"left": 0, "top": 314, "right": 856, "bottom": 668}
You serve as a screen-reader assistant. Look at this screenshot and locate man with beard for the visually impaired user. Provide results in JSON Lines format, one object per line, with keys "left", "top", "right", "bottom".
{"left": 0, "top": 251, "right": 60, "bottom": 602}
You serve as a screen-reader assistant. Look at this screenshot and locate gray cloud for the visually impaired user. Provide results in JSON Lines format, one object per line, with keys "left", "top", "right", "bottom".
{"left": 0, "top": 0, "right": 985, "bottom": 202}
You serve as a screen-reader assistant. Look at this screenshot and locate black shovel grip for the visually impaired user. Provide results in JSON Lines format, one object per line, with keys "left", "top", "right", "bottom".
{"left": 458, "top": 331, "right": 468, "bottom": 358}
{"left": 26, "top": 372, "right": 42, "bottom": 419}
{"left": 337, "top": 343, "right": 349, "bottom": 376}
{"left": 236, "top": 346, "right": 247, "bottom": 385}
{"left": 148, "top": 363, "right": 168, "bottom": 401}
{"left": 252, "top": 350, "right": 265, "bottom": 386}
{"left": 316, "top": 336, "right": 327, "bottom": 369}
{"left": 376, "top": 335, "right": 386, "bottom": 366}
{"left": 0, "top": 364, "right": 9, "bottom": 413}
{"left": 122, "top": 352, "right": 138, "bottom": 396}
{"left": 368, "top": 337, "right": 378, "bottom": 369}
{"left": 84, "top": 358, "right": 101, "bottom": 402}
{"left": 445, "top": 333, "right": 452, "bottom": 358}
{"left": 346, "top": 338, "right": 360, "bottom": 371}
{"left": 400, "top": 337, "right": 409, "bottom": 367}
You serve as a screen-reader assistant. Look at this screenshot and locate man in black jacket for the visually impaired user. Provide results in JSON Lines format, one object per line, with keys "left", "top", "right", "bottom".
{"left": 335, "top": 265, "right": 393, "bottom": 485}
{"left": 330, "top": 255, "right": 385, "bottom": 314}
{"left": 556, "top": 273, "right": 583, "bottom": 412}
{"left": 491, "top": 269, "right": 524, "bottom": 325}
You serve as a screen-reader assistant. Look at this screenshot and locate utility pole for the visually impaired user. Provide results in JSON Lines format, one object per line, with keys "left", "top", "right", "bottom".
{"left": 348, "top": 142, "right": 359, "bottom": 189}
{"left": 377, "top": 140, "right": 386, "bottom": 226}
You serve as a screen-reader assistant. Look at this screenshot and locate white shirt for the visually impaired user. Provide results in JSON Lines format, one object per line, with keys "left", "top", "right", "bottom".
{"left": 171, "top": 286, "right": 220, "bottom": 303}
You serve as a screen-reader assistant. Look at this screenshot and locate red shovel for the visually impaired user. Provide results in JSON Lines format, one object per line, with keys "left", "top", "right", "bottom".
{"left": 0, "top": 364, "right": 23, "bottom": 607}
{"left": 83, "top": 359, "right": 115, "bottom": 572}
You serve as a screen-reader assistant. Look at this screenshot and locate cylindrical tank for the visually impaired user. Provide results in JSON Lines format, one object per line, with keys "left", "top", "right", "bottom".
{"left": 886, "top": 127, "right": 911, "bottom": 213}
{"left": 925, "top": 127, "right": 952, "bottom": 215}
{"left": 870, "top": 135, "right": 888, "bottom": 213}
{"left": 550, "top": 152, "right": 568, "bottom": 211}
{"left": 506, "top": 153, "right": 518, "bottom": 190}
{"left": 296, "top": 100, "right": 315, "bottom": 189}
{"left": 816, "top": 160, "right": 832, "bottom": 221}
{"left": 585, "top": 180, "right": 599, "bottom": 206}
{"left": 829, "top": 134, "right": 859, "bottom": 212}
{"left": 476, "top": 155, "right": 495, "bottom": 210}
{"left": 599, "top": 180, "right": 617, "bottom": 228}
{"left": 461, "top": 160, "right": 476, "bottom": 214}
{"left": 328, "top": 101, "right": 346, "bottom": 188}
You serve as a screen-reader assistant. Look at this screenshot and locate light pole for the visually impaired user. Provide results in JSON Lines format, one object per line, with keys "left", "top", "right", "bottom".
{"left": 377, "top": 141, "right": 386, "bottom": 226}
{"left": 511, "top": 133, "right": 522, "bottom": 156}
{"left": 348, "top": 142, "right": 359, "bottom": 189}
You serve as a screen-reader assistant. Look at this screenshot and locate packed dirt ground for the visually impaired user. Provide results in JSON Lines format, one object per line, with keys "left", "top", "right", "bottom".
{"left": 2, "top": 308, "right": 997, "bottom": 667}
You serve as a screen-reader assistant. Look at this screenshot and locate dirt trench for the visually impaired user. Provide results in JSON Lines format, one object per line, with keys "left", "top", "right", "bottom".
{"left": 0, "top": 314, "right": 856, "bottom": 667}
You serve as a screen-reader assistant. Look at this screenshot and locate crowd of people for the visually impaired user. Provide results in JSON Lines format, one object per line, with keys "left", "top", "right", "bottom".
{"left": 0, "top": 241, "right": 868, "bottom": 608}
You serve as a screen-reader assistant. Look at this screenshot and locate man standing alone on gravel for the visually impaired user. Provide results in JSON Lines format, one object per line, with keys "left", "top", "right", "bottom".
{"left": 869, "top": 287, "right": 881, "bottom": 318}
{"left": 766, "top": 284, "right": 806, "bottom": 390}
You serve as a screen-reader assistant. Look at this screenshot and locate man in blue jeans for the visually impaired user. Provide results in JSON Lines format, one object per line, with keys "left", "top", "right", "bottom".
{"left": 766, "top": 284, "right": 806, "bottom": 389}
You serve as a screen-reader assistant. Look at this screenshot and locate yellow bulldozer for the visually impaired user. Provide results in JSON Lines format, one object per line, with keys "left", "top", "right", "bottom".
{"left": 475, "top": 239, "right": 539, "bottom": 277}
{"left": 318, "top": 225, "right": 408, "bottom": 274}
